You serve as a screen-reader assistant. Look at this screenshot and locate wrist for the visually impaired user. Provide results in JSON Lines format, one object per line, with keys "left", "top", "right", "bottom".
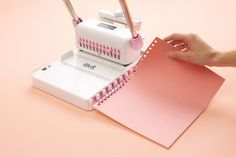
{"left": 208, "top": 50, "right": 223, "bottom": 67}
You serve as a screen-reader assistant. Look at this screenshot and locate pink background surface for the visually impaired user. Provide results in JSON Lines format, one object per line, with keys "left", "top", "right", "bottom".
{"left": 0, "top": 0, "right": 236, "bottom": 156}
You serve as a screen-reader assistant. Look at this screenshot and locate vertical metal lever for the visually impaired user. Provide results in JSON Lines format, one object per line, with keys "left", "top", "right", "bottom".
{"left": 118, "top": 0, "right": 138, "bottom": 38}
{"left": 118, "top": 0, "right": 143, "bottom": 50}
{"left": 63, "top": 0, "right": 82, "bottom": 24}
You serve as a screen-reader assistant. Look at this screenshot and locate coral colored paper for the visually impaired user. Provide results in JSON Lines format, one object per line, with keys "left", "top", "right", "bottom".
{"left": 93, "top": 37, "right": 225, "bottom": 148}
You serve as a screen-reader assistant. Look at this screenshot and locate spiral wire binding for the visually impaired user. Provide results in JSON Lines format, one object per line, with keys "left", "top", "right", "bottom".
{"left": 89, "top": 38, "right": 158, "bottom": 106}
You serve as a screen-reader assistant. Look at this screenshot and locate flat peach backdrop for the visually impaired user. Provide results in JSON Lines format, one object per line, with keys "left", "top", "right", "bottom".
{"left": 0, "top": 0, "right": 236, "bottom": 156}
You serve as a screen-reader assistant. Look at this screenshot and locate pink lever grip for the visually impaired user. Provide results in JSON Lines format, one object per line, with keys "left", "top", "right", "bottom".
{"left": 130, "top": 35, "right": 143, "bottom": 50}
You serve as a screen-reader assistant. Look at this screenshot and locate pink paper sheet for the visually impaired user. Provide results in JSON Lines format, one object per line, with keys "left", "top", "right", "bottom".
{"left": 94, "top": 37, "right": 225, "bottom": 148}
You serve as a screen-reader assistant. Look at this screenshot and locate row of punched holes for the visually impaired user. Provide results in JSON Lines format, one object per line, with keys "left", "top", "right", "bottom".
{"left": 88, "top": 67, "right": 136, "bottom": 105}
{"left": 78, "top": 38, "right": 121, "bottom": 59}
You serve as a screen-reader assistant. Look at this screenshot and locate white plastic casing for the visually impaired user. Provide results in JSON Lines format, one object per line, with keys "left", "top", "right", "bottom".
{"left": 75, "top": 19, "right": 141, "bottom": 65}
{"left": 32, "top": 50, "right": 138, "bottom": 110}
{"left": 98, "top": 9, "right": 142, "bottom": 31}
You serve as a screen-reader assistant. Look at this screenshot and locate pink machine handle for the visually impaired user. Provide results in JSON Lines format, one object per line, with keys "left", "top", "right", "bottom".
{"left": 131, "top": 35, "right": 143, "bottom": 50}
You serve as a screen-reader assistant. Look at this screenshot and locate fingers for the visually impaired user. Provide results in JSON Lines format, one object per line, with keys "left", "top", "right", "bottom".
{"left": 165, "top": 38, "right": 188, "bottom": 51}
{"left": 173, "top": 43, "right": 188, "bottom": 51}
{"left": 168, "top": 40, "right": 184, "bottom": 45}
{"left": 163, "top": 33, "right": 190, "bottom": 43}
{"left": 164, "top": 33, "right": 199, "bottom": 52}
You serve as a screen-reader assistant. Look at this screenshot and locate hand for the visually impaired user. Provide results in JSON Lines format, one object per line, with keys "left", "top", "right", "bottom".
{"left": 163, "top": 33, "right": 218, "bottom": 66}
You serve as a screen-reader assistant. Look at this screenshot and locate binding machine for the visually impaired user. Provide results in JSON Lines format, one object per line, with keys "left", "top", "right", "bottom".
{"left": 32, "top": 0, "right": 144, "bottom": 110}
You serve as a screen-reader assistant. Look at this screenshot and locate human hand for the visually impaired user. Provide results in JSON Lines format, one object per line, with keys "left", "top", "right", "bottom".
{"left": 163, "top": 33, "right": 218, "bottom": 66}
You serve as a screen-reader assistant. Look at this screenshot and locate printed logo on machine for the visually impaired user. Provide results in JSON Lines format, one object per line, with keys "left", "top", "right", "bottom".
{"left": 82, "top": 63, "right": 97, "bottom": 70}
